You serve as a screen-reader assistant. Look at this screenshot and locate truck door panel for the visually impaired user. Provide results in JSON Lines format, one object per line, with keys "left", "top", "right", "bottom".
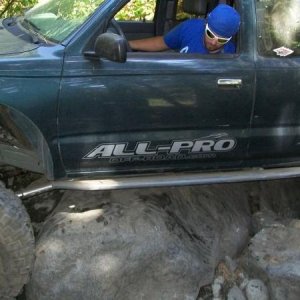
{"left": 58, "top": 0, "right": 255, "bottom": 177}
{"left": 248, "top": 0, "right": 300, "bottom": 167}
{"left": 58, "top": 52, "right": 255, "bottom": 176}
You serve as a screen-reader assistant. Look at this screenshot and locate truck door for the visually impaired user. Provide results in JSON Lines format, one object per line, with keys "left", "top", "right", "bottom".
{"left": 58, "top": 0, "right": 255, "bottom": 177}
{"left": 248, "top": 0, "right": 300, "bottom": 167}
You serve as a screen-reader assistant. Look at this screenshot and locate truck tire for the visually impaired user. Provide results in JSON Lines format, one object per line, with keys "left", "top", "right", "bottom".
{"left": 0, "top": 187, "right": 34, "bottom": 299}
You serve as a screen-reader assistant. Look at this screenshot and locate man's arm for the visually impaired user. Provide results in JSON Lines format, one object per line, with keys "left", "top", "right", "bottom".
{"left": 129, "top": 36, "right": 170, "bottom": 52}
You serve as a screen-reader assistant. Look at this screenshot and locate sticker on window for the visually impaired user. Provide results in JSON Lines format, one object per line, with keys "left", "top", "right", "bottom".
{"left": 273, "top": 46, "right": 294, "bottom": 57}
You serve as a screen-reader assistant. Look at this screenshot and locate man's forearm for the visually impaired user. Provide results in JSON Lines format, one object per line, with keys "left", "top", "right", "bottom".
{"left": 129, "top": 36, "right": 169, "bottom": 52}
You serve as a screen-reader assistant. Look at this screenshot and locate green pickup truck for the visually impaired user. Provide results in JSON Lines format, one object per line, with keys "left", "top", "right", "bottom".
{"left": 0, "top": 0, "right": 299, "bottom": 297}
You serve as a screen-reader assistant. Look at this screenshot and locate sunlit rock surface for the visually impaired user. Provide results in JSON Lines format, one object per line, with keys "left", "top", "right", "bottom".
{"left": 26, "top": 185, "right": 251, "bottom": 300}
{"left": 241, "top": 224, "right": 300, "bottom": 300}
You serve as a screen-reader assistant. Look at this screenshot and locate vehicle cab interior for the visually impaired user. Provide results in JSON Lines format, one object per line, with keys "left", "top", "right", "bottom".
{"left": 111, "top": 0, "right": 239, "bottom": 53}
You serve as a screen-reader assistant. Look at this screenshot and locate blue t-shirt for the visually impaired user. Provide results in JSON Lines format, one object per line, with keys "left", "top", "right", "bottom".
{"left": 164, "top": 19, "right": 236, "bottom": 54}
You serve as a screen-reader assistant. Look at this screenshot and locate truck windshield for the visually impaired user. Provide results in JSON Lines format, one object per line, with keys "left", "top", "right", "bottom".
{"left": 22, "top": 0, "right": 106, "bottom": 43}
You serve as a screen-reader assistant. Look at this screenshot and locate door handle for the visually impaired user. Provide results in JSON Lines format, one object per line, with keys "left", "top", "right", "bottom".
{"left": 217, "top": 79, "right": 242, "bottom": 88}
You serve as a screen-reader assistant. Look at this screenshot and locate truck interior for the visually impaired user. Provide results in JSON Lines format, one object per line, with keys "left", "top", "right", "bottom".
{"left": 114, "top": 0, "right": 239, "bottom": 51}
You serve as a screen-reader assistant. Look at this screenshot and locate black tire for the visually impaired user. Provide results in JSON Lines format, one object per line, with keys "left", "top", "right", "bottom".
{"left": 0, "top": 187, "right": 34, "bottom": 299}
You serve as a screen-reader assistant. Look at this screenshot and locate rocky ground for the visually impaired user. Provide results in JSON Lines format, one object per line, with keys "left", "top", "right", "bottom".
{"left": 7, "top": 172, "right": 300, "bottom": 300}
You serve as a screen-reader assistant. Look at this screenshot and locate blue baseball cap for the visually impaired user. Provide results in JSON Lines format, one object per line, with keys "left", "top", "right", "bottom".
{"left": 207, "top": 4, "right": 240, "bottom": 38}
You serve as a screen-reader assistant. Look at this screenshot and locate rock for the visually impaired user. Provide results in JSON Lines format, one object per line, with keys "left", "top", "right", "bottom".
{"left": 225, "top": 256, "right": 238, "bottom": 272}
{"left": 251, "top": 210, "right": 287, "bottom": 234}
{"left": 26, "top": 185, "right": 251, "bottom": 300}
{"left": 250, "top": 179, "right": 300, "bottom": 219}
{"left": 245, "top": 279, "right": 268, "bottom": 300}
{"left": 239, "top": 276, "right": 249, "bottom": 290}
{"left": 212, "top": 276, "right": 224, "bottom": 299}
{"left": 288, "top": 219, "right": 300, "bottom": 229}
{"left": 227, "top": 285, "right": 246, "bottom": 300}
{"left": 241, "top": 226, "right": 300, "bottom": 300}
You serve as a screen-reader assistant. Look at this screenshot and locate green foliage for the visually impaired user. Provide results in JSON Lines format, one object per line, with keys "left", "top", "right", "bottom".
{"left": 176, "top": 0, "right": 191, "bottom": 20}
{"left": 0, "top": 0, "right": 37, "bottom": 18}
{"left": 0, "top": 0, "right": 157, "bottom": 20}
{"left": 116, "top": 0, "right": 156, "bottom": 21}
{"left": 0, "top": 0, "right": 102, "bottom": 18}
{"left": 54, "top": 0, "right": 105, "bottom": 19}
{"left": 67, "top": 0, "right": 99, "bottom": 19}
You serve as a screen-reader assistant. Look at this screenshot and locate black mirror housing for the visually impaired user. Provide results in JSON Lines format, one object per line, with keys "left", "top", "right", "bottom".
{"left": 94, "top": 33, "right": 127, "bottom": 63}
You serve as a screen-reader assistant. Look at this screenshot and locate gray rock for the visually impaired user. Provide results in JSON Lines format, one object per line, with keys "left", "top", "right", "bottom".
{"left": 212, "top": 276, "right": 224, "bottom": 299}
{"left": 251, "top": 210, "right": 289, "bottom": 234}
{"left": 245, "top": 279, "right": 268, "bottom": 300}
{"left": 26, "top": 185, "right": 251, "bottom": 300}
{"left": 227, "top": 285, "right": 246, "bottom": 300}
{"left": 249, "top": 179, "right": 300, "bottom": 219}
{"left": 241, "top": 226, "right": 300, "bottom": 300}
{"left": 225, "top": 256, "right": 238, "bottom": 272}
{"left": 288, "top": 219, "right": 300, "bottom": 229}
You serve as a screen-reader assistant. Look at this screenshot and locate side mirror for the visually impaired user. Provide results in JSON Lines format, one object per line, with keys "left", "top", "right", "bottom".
{"left": 87, "top": 33, "right": 127, "bottom": 63}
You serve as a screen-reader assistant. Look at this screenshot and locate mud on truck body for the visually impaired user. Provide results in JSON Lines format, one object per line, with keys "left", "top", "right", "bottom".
{"left": 0, "top": 0, "right": 299, "bottom": 297}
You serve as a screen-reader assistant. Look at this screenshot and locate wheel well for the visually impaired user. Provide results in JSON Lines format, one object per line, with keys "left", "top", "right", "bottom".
{"left": 0, "top": 105, "right": 54, "bottom": 179}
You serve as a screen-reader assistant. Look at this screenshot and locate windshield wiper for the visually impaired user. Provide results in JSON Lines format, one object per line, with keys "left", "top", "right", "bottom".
{"left": 21, "top": 17, "right": 48, "bottom": 44}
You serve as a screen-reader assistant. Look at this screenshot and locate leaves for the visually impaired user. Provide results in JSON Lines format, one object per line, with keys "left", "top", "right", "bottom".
{"left": 115, "top": 0, "right": 156, "bottom": 21}
{"left": 0, "top": 0, "right": 156, "bottom": 20}
{"left": 0, "top": 0, "right": 37, "bottom": 17}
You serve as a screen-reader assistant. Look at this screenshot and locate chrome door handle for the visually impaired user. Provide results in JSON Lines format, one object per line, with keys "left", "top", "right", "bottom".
{"left": 217, "top": 79, "right": 242, "bottom": 87}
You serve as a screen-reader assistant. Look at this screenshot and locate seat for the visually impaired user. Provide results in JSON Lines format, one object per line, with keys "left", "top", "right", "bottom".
{"left": 163, "top": 0, "right": 208, "bottom": 34}
{"left": 182, "top": 0, "right": 208, "bottom": 18}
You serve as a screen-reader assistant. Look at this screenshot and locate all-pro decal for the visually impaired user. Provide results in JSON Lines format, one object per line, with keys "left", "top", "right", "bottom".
{"left": 83, "top": 137, "right": 237, "bottom": 163}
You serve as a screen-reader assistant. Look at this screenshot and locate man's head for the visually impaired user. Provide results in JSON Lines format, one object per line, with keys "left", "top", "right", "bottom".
{"left": 204, "top": 4, "right": 240, "bottom": 52}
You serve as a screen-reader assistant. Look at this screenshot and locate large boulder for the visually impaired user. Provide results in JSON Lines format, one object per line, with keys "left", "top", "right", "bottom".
{"left": 26, "top": 184, "right": 251, "bottom": 300}
{"left": 241, "top": 222, "right": 300, "bottom": 300}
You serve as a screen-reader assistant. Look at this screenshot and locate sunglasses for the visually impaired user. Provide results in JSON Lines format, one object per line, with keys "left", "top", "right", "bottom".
{"left": 205, "top": 24, "right": 232, "bottom": 44}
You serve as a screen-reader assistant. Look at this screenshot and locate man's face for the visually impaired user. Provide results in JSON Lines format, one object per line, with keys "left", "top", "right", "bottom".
{"left": 204, "top": 24, "right": 231, "bottom": 52}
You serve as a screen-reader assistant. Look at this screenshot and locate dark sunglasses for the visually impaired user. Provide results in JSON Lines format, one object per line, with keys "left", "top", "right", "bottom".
{"left": 205, "top": 24, "right": 232, "bottom": 44}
